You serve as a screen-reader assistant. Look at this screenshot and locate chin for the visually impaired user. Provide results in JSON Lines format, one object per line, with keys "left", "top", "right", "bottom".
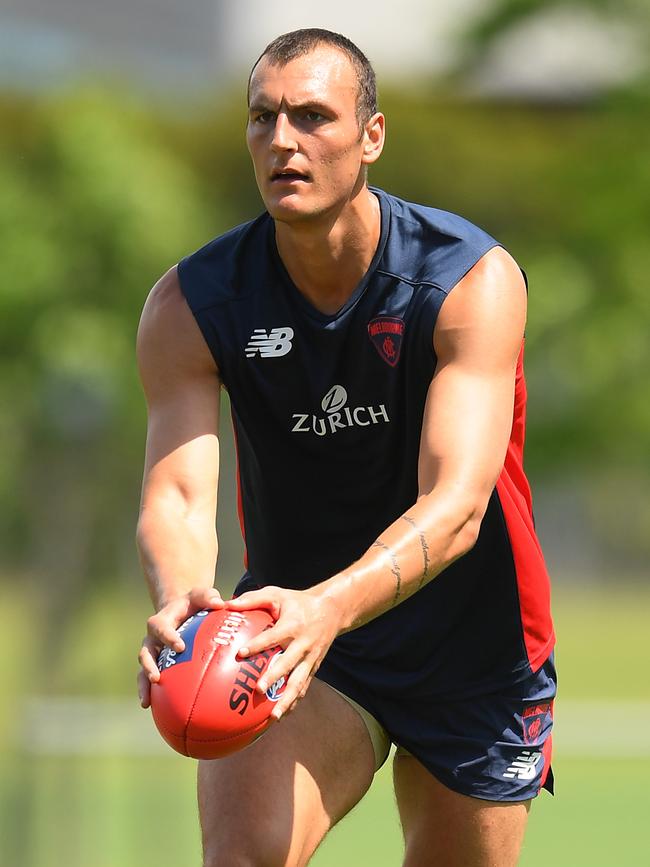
{"left": 264, "top": 195, "right": 319, "bottom": 223}
{"left": 263, "top": 190, "right": 344, "bottom": 226}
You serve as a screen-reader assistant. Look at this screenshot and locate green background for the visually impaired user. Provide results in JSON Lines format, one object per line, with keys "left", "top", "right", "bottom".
{"left": 1, "top": 1, "right": 649, "bottom": 863}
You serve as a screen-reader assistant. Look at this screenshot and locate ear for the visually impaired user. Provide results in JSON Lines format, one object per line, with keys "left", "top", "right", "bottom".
{"left": 361, "top": 112, "right": 385, "bottom": 166}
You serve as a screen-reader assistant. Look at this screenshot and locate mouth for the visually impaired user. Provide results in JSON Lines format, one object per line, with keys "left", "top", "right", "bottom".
{"left": 270, "top": 168, "right": 310, "bottom": 184}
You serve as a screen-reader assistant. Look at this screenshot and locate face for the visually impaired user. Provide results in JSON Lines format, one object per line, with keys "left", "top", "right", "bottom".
{"left": 246, "top": 45, "right": 384, "bottom": 224}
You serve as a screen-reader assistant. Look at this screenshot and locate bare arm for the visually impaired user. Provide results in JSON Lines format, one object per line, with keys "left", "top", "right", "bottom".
{"left": 319, "top": 245, "right": 527, "bottom": 626}
{"left": 229, "top": 246, "right": 527, "bottom": 716}
{"left": 136, "top": 266, "right": 224, "bottom": 705}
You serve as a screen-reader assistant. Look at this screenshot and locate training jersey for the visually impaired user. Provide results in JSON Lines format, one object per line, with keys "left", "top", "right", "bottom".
{"left": 178, "top": 187, "right": 555, "bottom": 700}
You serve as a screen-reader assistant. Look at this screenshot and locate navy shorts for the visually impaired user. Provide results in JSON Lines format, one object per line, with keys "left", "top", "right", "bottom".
{"left": 316, "top": 654, "right": 556, "bottom": 803}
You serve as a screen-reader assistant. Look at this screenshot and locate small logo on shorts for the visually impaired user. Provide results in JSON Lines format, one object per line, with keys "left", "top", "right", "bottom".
{"left": 522, "top": 702, "right": 551, "bottom": 745}
{"left": 503, "top": 751, "right": 542, "bottom": 780}
{"left": 367, "top": 317, "right": 405, "bottom": 367}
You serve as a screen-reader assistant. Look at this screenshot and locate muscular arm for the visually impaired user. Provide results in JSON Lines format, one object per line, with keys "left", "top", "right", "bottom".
{"left": 136, "top": 266, "right": 221, "bottom": 609}
{"left": 136, "top": 267, "right": 224, "bottom": 705}
{"left": 318, "top": 246, "right": 527, "bottom": 627}
{"left": 230, "top": 246, "right": 527, "bottom": 716}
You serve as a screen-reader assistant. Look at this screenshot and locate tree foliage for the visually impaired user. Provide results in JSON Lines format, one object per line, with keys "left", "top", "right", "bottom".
{"left": 0, "top": 89, "right": 219, "bottom": 634}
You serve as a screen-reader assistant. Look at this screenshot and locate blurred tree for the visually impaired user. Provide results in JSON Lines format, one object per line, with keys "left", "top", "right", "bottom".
{"left": 458, "top": 0, "right": 649, "bottom": 66}
{"left": 0, "top": 89, "right": 224, "bottom": 671}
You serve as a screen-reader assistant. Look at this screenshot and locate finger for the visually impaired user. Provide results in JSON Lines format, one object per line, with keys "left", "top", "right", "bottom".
{"left": 139, "top": 637, "right": 162, "bottom": 681}
{"left": 147, "top": 590, "right": 221, "bottom": 654}
{"left": 237, "top": 623, "right": 286, "bottom": 660}
{"left": 268, "top": 659, "right": 312, "bottom": 721}
{"left": 146, "top": 614, "right": 186, "bottom": 653}
{"left": 226, "top": 590, "right": 281, "bottom": 620}
{"left": 138, "top": 635, "right": 162, "bottom": 708}
{"left": 256, "top": 643, "right": 294, "bottom": 695}
{"left": 137, "top": 668, "right": 152, "bottom": 709}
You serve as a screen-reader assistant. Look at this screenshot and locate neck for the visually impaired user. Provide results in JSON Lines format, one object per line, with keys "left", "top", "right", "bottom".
{"left": 274, "top": 186, "right": 381, "bottom": 315}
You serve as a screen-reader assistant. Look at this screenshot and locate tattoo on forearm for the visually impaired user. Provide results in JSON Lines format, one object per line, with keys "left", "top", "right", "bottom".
{"left": 372, "top": 540, "right": 402, "bottom": 605}
{"left": 401, "top": 515, "right": 430, "bottom": 589}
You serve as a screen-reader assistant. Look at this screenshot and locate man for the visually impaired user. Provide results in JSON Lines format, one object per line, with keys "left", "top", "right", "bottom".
{"left": 136, "top": 28, "right": 555, "bottom": 867}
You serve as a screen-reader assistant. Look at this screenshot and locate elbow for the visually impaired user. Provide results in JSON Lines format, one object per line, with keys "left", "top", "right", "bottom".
{"left": 135, "top": 507, "right": 171, "bottom": 563}
{"left": 455, "top": 513, "right": 482, "bottom": 558}
{"left": 135, "top": 520, "right": 146, "bottom": 558}
{"left": 135, "top": 513, "right": 154, "bottom": 566}
{"left": 447, "top": 499, "right": 488, "bottom": 561}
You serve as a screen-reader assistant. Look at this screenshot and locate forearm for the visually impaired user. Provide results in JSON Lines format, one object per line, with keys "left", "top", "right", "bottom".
{"left": 313, "top": 485, "right": 486, "bottom": 633}
{"left": 136, "top": 506, "right": 217, "bottom": 611}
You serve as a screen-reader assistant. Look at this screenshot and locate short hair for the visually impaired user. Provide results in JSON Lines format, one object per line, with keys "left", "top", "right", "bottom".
{"left": 248, "top": 28, "right": 378, "bottom": 126}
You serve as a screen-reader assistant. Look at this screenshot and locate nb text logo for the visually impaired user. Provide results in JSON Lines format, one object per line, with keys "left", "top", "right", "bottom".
{"left": 245, "top": 327, "right": 294, "bottom": 358}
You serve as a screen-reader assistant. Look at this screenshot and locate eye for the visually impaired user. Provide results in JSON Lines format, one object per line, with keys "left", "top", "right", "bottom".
{"left": 304, "top": 110, "right": 325, "bottom": 123}
{"left": 253, "top": 111, "right": 275, "bottom": 124}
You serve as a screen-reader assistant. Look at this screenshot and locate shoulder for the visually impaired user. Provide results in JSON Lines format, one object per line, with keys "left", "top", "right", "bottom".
{"left": 376, "top": 189, "right": 499, "bottom": 291}
{"left": 178, "top": 212, "right": 271, "bottom": 313}
{"left": 137, "top": 266, "right": 218, "bottom": 385}
{"left": 434, "top": 246, "right": 527, "bottom": 361}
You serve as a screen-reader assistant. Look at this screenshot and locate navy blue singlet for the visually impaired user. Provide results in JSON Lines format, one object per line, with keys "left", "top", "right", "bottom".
{"left": 178, "top": 188, "right": 554, "bottom": 701}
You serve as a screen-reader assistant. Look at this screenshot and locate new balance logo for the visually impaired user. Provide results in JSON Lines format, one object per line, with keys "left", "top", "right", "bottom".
{"left": 245, "top": 327, "right": 294, "bottom": 358}
{"left": 503, "top": 751, "right": 542, "bottom": 780}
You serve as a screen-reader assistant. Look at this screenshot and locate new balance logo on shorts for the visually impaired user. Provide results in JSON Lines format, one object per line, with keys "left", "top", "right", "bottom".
{"left": 245, "top": 327, "right": 294, "bottom": 358}
{"left": 503, "top": 751, "right": 542, "bottom": 780}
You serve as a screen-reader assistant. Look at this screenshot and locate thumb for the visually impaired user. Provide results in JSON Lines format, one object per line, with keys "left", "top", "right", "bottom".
{"left": 189, "top": 586, "right": 225, "bottom": 610}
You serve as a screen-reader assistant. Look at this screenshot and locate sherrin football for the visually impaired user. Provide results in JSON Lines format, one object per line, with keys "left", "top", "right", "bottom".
{"left": 150, "top": 608, "right": 286, "bottom": 759}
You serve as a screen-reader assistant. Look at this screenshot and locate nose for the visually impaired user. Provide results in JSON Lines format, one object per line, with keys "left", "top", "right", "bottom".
{"left": 270, "top": 112, "right": 298, "bottom": 154}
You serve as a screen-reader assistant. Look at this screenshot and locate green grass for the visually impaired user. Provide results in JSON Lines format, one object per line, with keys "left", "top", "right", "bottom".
{"left": 2, "top": 584, "right": 648, "bottom": 866}
{"left": 2, "top": 753, "right": 647, "bottom": 867}
{"left": 315, "top": 756, "right": 650, "bottom": 867}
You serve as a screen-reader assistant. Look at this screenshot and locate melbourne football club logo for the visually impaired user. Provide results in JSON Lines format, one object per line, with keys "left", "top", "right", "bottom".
{"left": 245, "top": 327, "right": 294, "bottom": 358}
{"left": 522, "top": 702, "right": 552, "bottom": 745}
{"left": 367, "top": 317, "right": 405, "bottom": 367}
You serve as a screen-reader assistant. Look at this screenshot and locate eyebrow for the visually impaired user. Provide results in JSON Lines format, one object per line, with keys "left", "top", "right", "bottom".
{"left": 248, "top": 99, "right": 336, "bottom": 116}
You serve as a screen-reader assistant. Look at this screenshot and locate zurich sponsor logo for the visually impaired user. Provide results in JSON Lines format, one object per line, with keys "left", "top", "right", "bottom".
{"left": 291, "top": 384, "right": 390, "bottom": 437}
{"left": 265, "top": 651, "right": 287, "bottom": 702}
{"left": 245, "top": 327, "right": 294, "bottom": 358}
{"left": 322, "top": 384, "right": 347, "bottom": 413}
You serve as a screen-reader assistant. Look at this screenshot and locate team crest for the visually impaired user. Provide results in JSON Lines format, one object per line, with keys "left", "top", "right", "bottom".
{"left": 522, "top": 702, "right": 551, "bottom": 745}
{"left": 367, "top": 317, "right": 405, "bottom": 367}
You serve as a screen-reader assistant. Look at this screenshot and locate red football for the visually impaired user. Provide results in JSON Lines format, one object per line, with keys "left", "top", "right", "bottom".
{"left": 150, "top": 607, "right": 286, "bottom": 759}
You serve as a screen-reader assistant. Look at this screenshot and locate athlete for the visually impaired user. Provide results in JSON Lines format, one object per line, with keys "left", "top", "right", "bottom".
{"left": 136, "top": 28, "right": 555, "bottom": 867}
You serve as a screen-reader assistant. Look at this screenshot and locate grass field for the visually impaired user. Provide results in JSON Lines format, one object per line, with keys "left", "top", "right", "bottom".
{"left": 2, "top": 584, "right": 649, "bottom": 866}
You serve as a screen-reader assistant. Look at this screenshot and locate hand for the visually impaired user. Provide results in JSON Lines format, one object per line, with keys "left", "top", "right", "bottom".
{"left": 137, "top": 586, "right": 224, "bottom": 708}
{"left": 226, "top": 585, "right": 343, "bottom": 721}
